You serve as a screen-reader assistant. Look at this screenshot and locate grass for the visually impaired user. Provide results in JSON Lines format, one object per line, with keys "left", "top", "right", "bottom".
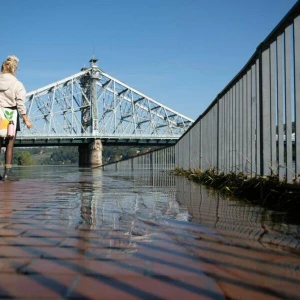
{"left": 171, "top": 167, "right": 300, "bottom": 212}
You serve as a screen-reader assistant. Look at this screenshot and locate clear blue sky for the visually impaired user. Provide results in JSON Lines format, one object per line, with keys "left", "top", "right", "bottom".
{"left": 1, "top": 0, "right": 298, "bottom": 120}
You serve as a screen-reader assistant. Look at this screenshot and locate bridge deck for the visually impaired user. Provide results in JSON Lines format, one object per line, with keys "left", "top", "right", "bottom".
{"left": 14, "top": 136, "right": 178, "bottom": 147}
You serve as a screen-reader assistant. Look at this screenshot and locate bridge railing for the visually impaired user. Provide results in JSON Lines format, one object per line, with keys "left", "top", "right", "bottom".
{"left": 101, "top": 145, "right": 175, "bottom": 171}
{"left": 176, "top": 1, "right": 300, "bottom": 183}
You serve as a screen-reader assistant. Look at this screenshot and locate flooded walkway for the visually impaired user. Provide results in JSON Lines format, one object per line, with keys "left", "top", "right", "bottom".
{"left": 0, "top": 166, "right": 300, "bottom": 299}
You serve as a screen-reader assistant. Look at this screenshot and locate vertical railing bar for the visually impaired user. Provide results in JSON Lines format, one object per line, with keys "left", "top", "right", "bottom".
{"left": 228, "top": 87, "right": 233, "bottom": 172}
{"left": 150, "top": 151, "right": 153, "bottom": 171}
{"left": 215, "top": 104, "right": 218, "bottom": 169}
{"left": 205, "top": 114, "right": 208, "bottom": 170}
{"left": 251, "top": 64, "right": 256, "bottom": 176}
{"left": 216, "top": 95, "right": 220, "bottom": 172}
{"left": 270, "top": 41, "right": 277, "bottom": 174}
{"left": 166, "top": 147, "right": 168, "bottom": 170}
{"left": 202, "top": 118, "right": 205, "bottom": 170}
{"left": 236, "top": 81, "right": 241, "bottom": 173}
{"left": 262, "top": 47, "right": 271, "bottom": 176}
{"left": 222, "top": 96, "right": 226, "bottom": 172}
{"left": 201, "top": 118, "right": 204, "bottom": 170}
{"left": 221, "top": 95, "right": 226, "bottom": 172}
{"left": 243, "top": 74, "right": 247, "bottom": 173}
{"left": 178, "top": 139, "right": 180, "bottom": 170}
{"left": 235, "top": 81, "right": 239, "bottom": 174}
{"left": 224, "top": 93, "right": 227, "bottom": 173}
{"left": 212, "top": 106, "right": 216, "bottom": 169}
{"left": 166, "top": 148, "right": 171, "bottom": 170}
{"left": 165, "top": 147, "right": 167, "bottom": 170}
{"left": 256, "top": 57, "right": 261, "bottom": 176}
{"left": 206, "top": 116, "right": 209, "bottom": 170}
{"left": 285, "top": 25, "right": 293, "bottom": 182}
{"left": 228, "top": 92, "right": 231, "bottom": 173}
{"left": 232, "top": 85, "right": 236, "bottom": 174}
{"left": 188, "top": 131, "right": 191, "bottom": 170}
{"left": 219, "top": 97, "right": 224, "bottom": 172}
{"left": 209, "top": 111, "right": 212, "bottom": 169}
{"left": 294, "top": 16, "right": 300, "bottom": 179}
{"left": 213, "top": 107, "right": 216, "bottom": 168}
{"left": 231, "top": 87, "right": 234, "bottom": 172}
{"left": 199, "top": 118, "right": 202, "bottom": 170}
{"left": 209, "top": 113, "right": 212, "bottom": 169}
{"left": 168, "top": 147, "right": 170, "bottom": 170}
{"left": 176, "top": 141, "right": 179, "bottom": 168}
{"left": 244, "top": 72, "right": 248, "bottom": 174}
{"left": 245, "top": 70, "right": 249, "bottom": 174}
{"left": 247, "top": 69, "right": 252, "bottom": 175}
{"left": 225, "top": 94, "right": 229, "bottom": 173}
{"left": 175, "top": 142, "right": 177, "bottom": 167}
{"left": 227, "top": 89, "right": 232, "bottom": 173}
{"left": 209, "top": 112, "right": 212, "bottom": 169}
{"left": 240, "top": 77, "right": 244, "bottom": 173}
{"left": 277, "top": 34, "right": 285, "bottom": 181}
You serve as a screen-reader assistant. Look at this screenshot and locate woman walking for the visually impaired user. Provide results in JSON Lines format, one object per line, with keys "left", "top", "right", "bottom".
{"left": 0, "top": 55, "right": 32, "bottom": 181}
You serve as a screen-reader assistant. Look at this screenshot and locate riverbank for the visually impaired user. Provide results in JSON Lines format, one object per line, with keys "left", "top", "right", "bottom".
{"left": 171, "top": 167, "right": 300, "bottom": 212}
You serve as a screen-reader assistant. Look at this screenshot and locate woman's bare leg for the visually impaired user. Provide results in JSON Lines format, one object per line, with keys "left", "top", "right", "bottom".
{"left": 1, "top": 134, "right": 17, "bottom": 180}
{"left": 5, "top": 134, "right": 16, "bottom": 165}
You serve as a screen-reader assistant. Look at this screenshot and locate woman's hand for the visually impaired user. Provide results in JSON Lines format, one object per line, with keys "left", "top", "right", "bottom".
{"left": 25, "top": 119, "right": 33, "bottom": 129}
{"left": 22, "top": 114, "right": 33, "bottom": 129}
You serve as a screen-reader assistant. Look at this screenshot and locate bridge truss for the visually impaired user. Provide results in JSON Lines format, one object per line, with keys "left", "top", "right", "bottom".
{"left": 18, "top": 59, "right": 193, "bottom": 146}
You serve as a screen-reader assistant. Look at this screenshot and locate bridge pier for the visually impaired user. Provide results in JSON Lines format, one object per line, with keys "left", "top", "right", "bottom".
{"left": 78, "top": 139, "right": 103, "bottom": 167}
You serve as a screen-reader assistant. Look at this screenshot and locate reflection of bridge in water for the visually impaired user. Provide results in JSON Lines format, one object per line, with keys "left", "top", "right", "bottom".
{"left": 70, "top": 167, "right": 300, "bottom": 298}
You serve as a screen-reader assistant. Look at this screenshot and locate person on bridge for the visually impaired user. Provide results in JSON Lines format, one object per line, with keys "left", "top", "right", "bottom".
{"left": 0, "top": 55, "right": 33, "bottom": 181}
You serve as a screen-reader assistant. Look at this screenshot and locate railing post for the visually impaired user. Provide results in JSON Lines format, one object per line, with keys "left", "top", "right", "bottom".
{"left": 216, "top": 94, "right": 220, "bottom": 172}
{"left": 257, "top": 44, "right": 264, "bottom": 177}
{"left": 257, "top": 43, "right": 266, "bottom": 200}
{"left": 216, "top": 94, "right": 220, "bottom": 173}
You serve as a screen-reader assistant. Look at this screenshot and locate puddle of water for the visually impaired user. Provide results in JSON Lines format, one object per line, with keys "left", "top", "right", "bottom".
{"left": 1, "top": 165, "right": 300, "bottom": 299}
{"left": 3, "top": 165, "right": 300, "bottom": 253}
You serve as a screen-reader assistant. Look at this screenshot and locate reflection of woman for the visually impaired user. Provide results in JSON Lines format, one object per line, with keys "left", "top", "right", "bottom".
{"left": 0, "top": 55, "right": 33, "bottom": 181}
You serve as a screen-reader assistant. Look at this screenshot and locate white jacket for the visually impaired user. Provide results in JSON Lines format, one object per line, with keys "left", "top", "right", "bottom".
{"left": 0, "top": 73, "right": 26, "bottom": 115}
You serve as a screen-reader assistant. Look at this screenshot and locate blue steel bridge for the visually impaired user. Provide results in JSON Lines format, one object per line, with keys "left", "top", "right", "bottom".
{"left": 15, "top": 58, "right": 194, "bottom": 148}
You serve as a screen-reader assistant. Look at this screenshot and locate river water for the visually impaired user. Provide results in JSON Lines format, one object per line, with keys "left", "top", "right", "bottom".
{"left": 2, "top": 165, "right": 300, "bottom": 299}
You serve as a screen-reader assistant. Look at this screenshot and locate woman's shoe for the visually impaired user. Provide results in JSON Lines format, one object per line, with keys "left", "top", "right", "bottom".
{"left": 2, "top": 167, "right": 16, "bottom": 181}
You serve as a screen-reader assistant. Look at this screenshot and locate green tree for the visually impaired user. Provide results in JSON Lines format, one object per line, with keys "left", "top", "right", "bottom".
{"left": 17, "top": 151, "right": 35, "bottom": 165}
{"left": 45, "top": 146, "right": 78, "bottom": 165}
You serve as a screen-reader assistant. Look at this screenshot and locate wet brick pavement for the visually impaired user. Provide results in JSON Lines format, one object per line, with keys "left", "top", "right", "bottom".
{"left": 0, "top": 168, "right": 300, "bottom": 299}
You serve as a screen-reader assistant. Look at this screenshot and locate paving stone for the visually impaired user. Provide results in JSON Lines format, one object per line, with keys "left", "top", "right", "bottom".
{"left": 0, "top": 169, "right": 299, "bottom": 300}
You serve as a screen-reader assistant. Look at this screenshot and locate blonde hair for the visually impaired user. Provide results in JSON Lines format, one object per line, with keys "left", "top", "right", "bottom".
{"left": 1, "top": 55, "right": 19, "bottom": 75}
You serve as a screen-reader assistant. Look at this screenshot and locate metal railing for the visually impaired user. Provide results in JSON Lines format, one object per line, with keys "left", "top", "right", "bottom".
{"left": 176, "top": 1, "right": 300, "bottom": 183}
{"left": 101, "top": 145, "right": 175, "bottom": 171}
